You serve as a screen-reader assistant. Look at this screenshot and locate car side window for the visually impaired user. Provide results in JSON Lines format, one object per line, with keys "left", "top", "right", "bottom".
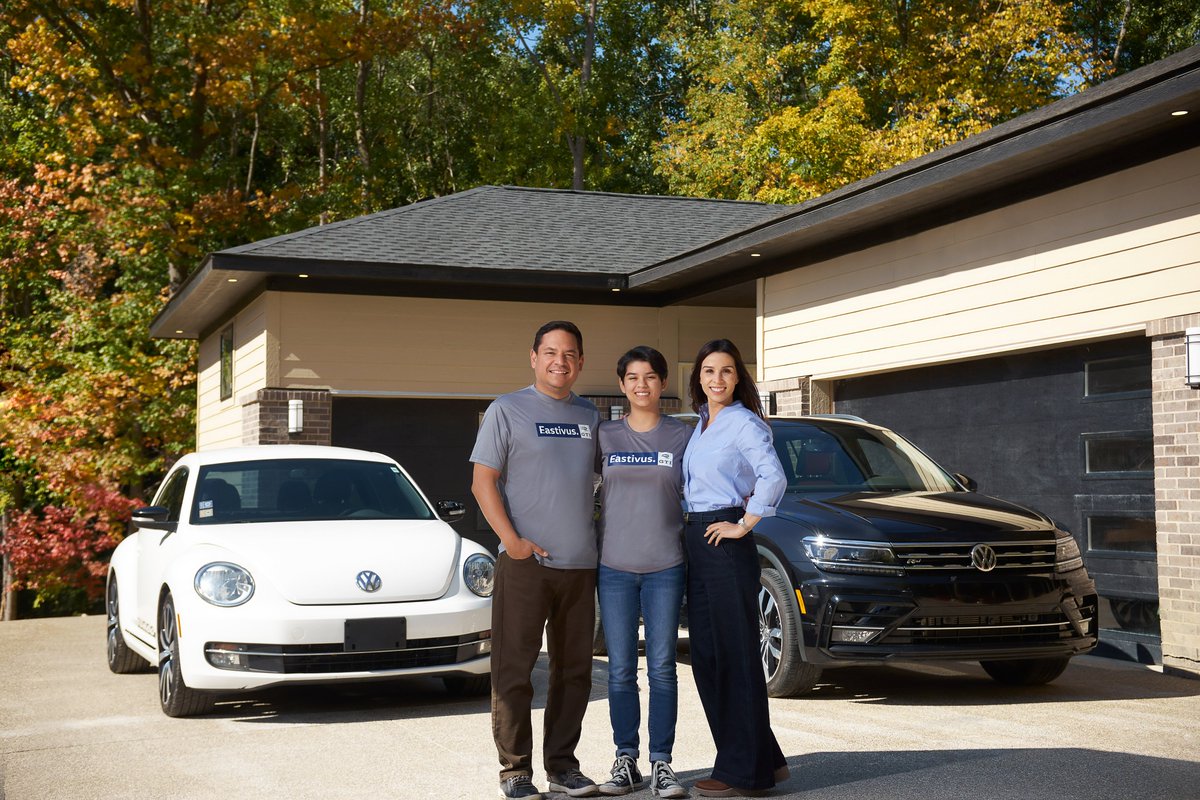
{"left": 155, "top": 469, "right": 189, "bottom": 523}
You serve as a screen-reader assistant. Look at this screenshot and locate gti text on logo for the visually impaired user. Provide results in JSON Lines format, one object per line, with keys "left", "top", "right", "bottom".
{"left": 536, "top": 422, "right": 592, "bottom": 439}
{"left": 356, "top": 570, "right": 383, "bottom": 593}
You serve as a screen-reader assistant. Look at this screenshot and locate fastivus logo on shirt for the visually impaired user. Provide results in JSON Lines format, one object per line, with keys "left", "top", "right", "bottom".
{"left": 607, "top": 451, "right": 674, "bottom": 467}
{"left": 536, "top": 422, "right": 592, "bottom": 439}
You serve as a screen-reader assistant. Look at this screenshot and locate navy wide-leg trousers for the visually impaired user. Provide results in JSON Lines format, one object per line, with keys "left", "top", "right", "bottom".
{"left": 684, "top": 515, "right": 785, "bottom": 790}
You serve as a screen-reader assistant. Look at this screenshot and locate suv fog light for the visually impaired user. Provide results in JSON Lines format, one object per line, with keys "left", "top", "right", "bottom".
{"left": 831, "top": 627, "right": 882, "bottom": 644}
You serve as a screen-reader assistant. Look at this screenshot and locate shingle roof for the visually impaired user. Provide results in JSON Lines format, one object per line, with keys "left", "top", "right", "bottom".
{"left": 221, "top": 186, "right": 788, "bottom": 275}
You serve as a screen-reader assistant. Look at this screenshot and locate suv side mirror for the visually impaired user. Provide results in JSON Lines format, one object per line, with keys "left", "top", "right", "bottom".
{"left": 436, "top": 500, "right": 466, "bottom": 523}
{"left": 953, "top": 473, "right": 978, "bottom": 492}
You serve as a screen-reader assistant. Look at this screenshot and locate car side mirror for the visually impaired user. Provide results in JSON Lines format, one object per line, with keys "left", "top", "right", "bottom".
{"left": 436, "top": 500, "right": 466, "bottom": 523}
{"left": 953, "top": 473, "right": 978, "bottom": 492}
{"left": 132, "top": 506, "right": 176, "bottom": 531}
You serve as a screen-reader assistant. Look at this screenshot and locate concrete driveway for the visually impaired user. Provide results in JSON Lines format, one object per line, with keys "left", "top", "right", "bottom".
{"left": 2, "top": 615, "right": 1199, "bottom": 800}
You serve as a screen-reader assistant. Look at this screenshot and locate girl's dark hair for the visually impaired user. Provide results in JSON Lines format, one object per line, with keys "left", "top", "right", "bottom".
{"left": 688, "top": 339, "right": 766, "bottom": 419}
{"left": 532, "top": 320, "right": 584, "bottom": 355}
{"left": 616, "top": 345, "right": 669, "bottom": 382}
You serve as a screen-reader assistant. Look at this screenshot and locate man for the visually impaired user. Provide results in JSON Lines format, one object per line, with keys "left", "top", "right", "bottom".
{"left": 471, "top": 321, "right": 601, "bottom": 800}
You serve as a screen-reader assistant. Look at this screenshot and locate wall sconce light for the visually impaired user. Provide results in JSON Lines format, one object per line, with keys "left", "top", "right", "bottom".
{"left": 1186, "top": 328, "right": 1200, "bottom": 388}
{"left": 288, "top": 399, "right": 304, "bottom": 433}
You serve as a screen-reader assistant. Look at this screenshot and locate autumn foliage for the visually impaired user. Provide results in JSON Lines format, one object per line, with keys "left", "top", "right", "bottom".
{"left": 1, "top": 1, "right": 1196, "bottom": 615}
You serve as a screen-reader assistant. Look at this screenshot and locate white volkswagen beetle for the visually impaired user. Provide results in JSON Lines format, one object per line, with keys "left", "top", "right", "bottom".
{"left": 105, "top": 445, "right": 495, "bottom": 717}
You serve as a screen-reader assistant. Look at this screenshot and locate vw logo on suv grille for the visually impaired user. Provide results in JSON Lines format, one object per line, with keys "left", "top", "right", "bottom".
{"left": 970, "top": 544, "right": 998, "bottom": 572}
{"left": 356, "top": 570, "right": 382, "bottom": 593}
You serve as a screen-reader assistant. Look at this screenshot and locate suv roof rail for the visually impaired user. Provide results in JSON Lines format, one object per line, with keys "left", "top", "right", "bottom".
{"left": 806, "top": 413, "right": 868, "bottom": 423}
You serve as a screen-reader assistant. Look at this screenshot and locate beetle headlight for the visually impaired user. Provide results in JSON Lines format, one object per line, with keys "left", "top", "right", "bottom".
{"left": 194, "top": 562, "right": 255, "bottom": 607}
{"left": 464, "top": 553, "right": 495, "bottom": 597}
{"left": 802, "top": 536, "right": 903, "bottom": 577}
{"left": 1055, "top": 531, "right": 1084, "bottom": 573}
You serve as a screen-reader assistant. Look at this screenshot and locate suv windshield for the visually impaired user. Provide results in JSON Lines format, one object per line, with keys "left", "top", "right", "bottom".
{"left": 190, "top": 458, "right": 435, "bottom": 524}
{"left": 773, "top": 421, "right": 959, "bottom": 494}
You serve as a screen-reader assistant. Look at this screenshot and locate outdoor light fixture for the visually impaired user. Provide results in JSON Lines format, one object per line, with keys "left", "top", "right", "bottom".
{"left": 288, "top": 399, "right": 304, "bottom": 433}
{"left": 1186, "top": 328, "right": 1200, "bottom": 388}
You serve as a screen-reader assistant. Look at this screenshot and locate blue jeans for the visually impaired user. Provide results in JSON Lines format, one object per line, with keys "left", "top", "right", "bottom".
{"left": 597, "top": 562, "right": 685, "bottom": 763}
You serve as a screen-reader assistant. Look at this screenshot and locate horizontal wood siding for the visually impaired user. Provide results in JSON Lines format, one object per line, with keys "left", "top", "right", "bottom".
{"left": 196, "top": 294, "right": 272, "bottom": 450}
{"left": 761, "top": 147, "right": 1200, "bottom": 381}
{"left": 274, "top": 295, "right": 753, "bottom": 399}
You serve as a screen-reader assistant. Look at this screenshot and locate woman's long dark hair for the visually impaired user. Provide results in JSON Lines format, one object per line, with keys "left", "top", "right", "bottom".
{"left": 688, "top": 339, "right": 766, "bottom": 419}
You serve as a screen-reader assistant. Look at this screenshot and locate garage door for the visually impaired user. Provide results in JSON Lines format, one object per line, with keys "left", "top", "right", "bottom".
{"left": 331, "top": 397, "right": 498, "bottom": 554}
{"left": 834, "top": 336, "right": 1158, "bottom": 663}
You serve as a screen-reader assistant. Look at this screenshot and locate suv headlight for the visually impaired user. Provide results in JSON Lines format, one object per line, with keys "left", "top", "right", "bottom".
{"left": 194, "top": 562, "right": 255, "bottom": 607}
{"left": 1055, "top": 531, "right": 1084, "bottom": 573}
{"left": 802, "top": 536, "right": 903, "bottom": 577}
{"left": 464, "top": 553, "right": 495, "bottom": 597}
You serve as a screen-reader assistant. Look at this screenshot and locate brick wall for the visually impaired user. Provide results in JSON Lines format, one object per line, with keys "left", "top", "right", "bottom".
{"left": 242, "top": 389, "right": 332, "bottom": 446}
{"left": 587, "top": 395, "right": 686, "bottom": 420}
{"left": 1148, "top": 313, "right": 1200, "bottom": 680}
{"left": 761, "top": 376, "right": 811, "bottom": 417}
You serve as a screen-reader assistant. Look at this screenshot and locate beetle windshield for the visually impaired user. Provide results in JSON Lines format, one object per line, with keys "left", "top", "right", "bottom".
{"left": 773, "top": 422, "right": 959, "bottom": 494}
{"left": 190, "top": 458, "right": 436, "bottom": 524}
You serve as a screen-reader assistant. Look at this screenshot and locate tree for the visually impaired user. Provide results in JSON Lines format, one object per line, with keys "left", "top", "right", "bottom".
{"left": 660, "top": 0, "right": 1095, "bottom": 203}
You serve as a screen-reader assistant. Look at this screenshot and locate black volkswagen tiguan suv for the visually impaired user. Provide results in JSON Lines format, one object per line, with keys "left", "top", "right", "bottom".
{"left": 745, "top": 416, "right": 1099, "bottom": 696}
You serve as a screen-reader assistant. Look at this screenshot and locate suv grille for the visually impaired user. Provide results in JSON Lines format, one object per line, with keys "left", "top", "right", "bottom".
{"left": 892, "top": 539, "right": 1057, "bottom": 571}
{"left": 827, "top": 596, "right": 1097, "bottom": 649}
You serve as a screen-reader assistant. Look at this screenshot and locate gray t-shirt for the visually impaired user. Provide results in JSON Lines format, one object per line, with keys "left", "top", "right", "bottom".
{"left": 470, "top": 385, "right": 600, "bottom": 570}
{"left": 596, "top": 416, "right": 691, "bottom": 574}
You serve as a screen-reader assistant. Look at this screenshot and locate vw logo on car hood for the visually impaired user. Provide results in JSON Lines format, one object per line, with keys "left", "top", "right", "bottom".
{"left": 356, "top": 570, "right": 383, "bottom": 592}
{"left": 970, "top": 544, "right": 998, "bottom": 572}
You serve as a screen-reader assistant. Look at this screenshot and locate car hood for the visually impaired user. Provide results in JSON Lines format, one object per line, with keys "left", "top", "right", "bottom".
{"left": 194, "top": 519, "right": 461, "bottom": 604}
{"left": 777, "top": 490, "right": 1056, "bottom": 542}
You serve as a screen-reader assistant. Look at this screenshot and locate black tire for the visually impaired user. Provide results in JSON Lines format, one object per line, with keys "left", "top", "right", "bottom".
{"left": 105, "top": 572, "right": 148, "bottom": 674}
{"left": 592, "top": 591, "right": 607, "bottom": 656}
{"left": 758, "top": 567, "right": 822, "bottom": 697}
{"left": 158, "top": 593, "right": 215, "bottom": 717}
{"left": 443, "top": 674, "right": 492, "bottom": 696}
{"left": 980, "top": 656, "right": 1072, "bottom": 686}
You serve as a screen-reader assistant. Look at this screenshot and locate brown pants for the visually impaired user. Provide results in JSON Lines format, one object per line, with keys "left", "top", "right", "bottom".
{"left": 491, "top": 552, "right": 597, "bottom": 781}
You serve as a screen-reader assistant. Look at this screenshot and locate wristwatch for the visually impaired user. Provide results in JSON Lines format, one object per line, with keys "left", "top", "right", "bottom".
{"left": 736, "top": 517, "right": 751, "bottom": 532}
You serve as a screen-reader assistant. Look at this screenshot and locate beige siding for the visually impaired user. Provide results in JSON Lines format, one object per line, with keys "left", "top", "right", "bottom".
{"left": 196, "top": 294, "right": 274, "bottom": 450}
{"left": 273, "top": 295, "right": 753, "bottom": 399}
{"left": 761, "top": 147, "right": 1200, "bottom": 381}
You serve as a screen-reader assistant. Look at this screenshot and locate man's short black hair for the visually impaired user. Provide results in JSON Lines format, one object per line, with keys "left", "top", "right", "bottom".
{"left": 616, "top": 345, "right": 668, "bottom": 382}
{"left": 532, "top": 320, "right": 584, "bottom": 355}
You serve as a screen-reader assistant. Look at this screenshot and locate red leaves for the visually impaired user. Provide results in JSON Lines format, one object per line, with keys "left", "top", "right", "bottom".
{"left": 1, "top": 487, "right": 141, "bottom": 600}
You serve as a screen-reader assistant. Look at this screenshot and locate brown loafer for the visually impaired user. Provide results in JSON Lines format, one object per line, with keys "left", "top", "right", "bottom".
{"left": 692, "top": 778, "right": 767, "bottom": 798}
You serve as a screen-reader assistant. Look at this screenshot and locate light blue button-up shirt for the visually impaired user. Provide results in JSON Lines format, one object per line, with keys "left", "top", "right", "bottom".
{"left": 682, "top": 401, "right": 787, "bottom": 517}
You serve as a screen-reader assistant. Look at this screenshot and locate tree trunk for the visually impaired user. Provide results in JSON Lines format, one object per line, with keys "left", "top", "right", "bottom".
{"left": 573, "top": 0, "right": 598, "bottom": 191}
{"left": 317, "top": 68, "right": 329, "bottom": 225}
{"left": 355, "top": 0, "right": 372, "bottom": 196}
{"left": 1, "top": 512, "right": 15, "bottom": 621}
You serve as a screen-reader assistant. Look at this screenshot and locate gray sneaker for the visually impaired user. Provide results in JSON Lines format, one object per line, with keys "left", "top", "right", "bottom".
{"left": 599, "top": 754, "right": 647, "bottom": 795}
{"left": 500, "top": 775, "right": 545, "bottom": 799}
{"left": 650, "top": 761, "right": 688, "bottom": 798}
{"left": 547, "top": 767, "right": 600, "bottom": 797}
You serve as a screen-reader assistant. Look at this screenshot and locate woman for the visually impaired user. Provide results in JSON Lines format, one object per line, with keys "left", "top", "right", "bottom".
{"left": 596, "top": 346, "right": 692, "bottom": 799}
{"left": 681, "top": 339, "right": 788, "bottom": 798}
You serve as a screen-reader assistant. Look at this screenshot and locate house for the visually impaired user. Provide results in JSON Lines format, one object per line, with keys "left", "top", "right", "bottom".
{"left": 153, "top": 45, "right": 1200, "bottom": 677}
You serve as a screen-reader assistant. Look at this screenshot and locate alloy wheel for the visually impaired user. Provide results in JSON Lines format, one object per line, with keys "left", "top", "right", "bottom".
{"left": 158, "top": 596, "right": 178, "bottom": 709}
{"left": 758, "top": 584, "right": 783, "bottom": 681}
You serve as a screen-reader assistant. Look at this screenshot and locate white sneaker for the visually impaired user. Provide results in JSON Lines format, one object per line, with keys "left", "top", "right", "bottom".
{"left": 650, "top": 761, "right": 688, "bottom": 798}
{"left": 599, "top": 754, "right": 647, "bottom": 795}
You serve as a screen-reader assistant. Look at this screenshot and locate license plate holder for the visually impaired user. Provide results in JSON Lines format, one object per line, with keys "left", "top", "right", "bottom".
{"left": 344, "top": 618, "right": 406, "bottom": 652}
